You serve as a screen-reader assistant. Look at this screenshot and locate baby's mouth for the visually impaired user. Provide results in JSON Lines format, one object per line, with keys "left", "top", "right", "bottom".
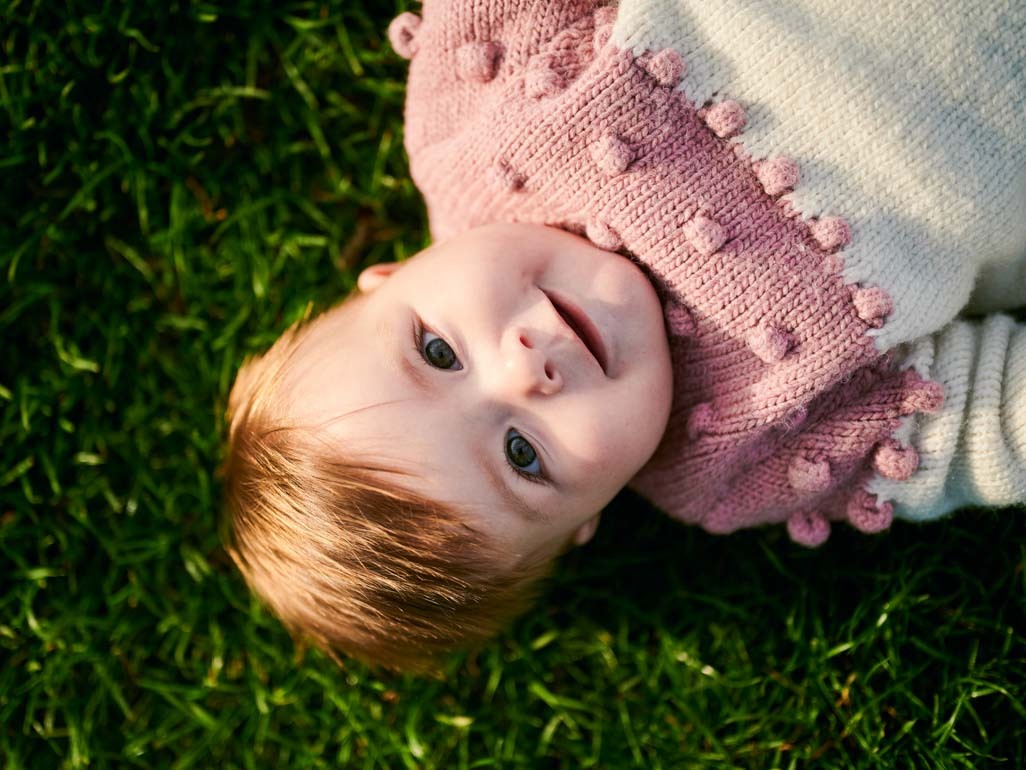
{"left": 544, "top": 289, "right": 609, "bottom": 375}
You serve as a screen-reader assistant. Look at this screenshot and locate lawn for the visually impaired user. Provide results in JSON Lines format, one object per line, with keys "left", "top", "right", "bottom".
{"left": 2, "top": 1, "right": 1024, "bottom": 768}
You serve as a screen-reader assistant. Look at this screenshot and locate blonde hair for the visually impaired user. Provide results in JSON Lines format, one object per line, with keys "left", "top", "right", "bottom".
{"left": 219, "top": 295, "right": 559, "bottom": 676}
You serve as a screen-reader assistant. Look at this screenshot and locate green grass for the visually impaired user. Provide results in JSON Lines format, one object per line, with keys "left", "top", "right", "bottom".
{"left": 2, "top": 1, "right": 1025, "bottom": 767}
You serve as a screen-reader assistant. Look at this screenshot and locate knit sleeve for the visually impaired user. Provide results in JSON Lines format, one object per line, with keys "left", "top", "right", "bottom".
{"left": 867, "top": 314, "right": 1026, "bottom": 520}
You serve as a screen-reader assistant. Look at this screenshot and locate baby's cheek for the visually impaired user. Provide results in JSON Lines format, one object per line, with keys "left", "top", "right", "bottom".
{"left": 562, "top": 371, "right": 664, "bottom": 480}
{"left": 581, "top": 418, "right": 645, "bottom": 482}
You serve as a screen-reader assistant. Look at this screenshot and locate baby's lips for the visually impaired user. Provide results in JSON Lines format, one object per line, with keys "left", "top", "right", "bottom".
{"left": 544, "top": 289, "right": 608, "bottom": 376}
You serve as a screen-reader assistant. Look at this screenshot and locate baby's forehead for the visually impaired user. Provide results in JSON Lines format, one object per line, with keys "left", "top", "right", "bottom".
{"left": 306, "top": 291, "right": 370, "bottom": 340}
{"left": 278, "top": 296, "right": 371, "bottom": 396}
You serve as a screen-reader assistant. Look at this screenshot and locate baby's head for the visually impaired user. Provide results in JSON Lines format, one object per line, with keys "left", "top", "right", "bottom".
{"left": 220, "top": 222, "right": 674, "bottom": 674}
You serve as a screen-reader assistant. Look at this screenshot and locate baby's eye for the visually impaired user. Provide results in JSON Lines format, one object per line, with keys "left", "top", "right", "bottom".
{"left": 416, "top": 326, "right": 463, "bottom": 371}
{"left": 506, "top": 429, "right": 544, "bottom": 481}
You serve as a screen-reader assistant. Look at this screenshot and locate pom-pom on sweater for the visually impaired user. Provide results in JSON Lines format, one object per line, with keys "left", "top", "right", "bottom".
{"left": 388, "top": 0, "right": 1026, "bottom": 546}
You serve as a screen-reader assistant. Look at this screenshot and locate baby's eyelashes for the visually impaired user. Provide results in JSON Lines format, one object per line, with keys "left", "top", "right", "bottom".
{"left": 413, "top": 321, "right": 463, "bottom": 371}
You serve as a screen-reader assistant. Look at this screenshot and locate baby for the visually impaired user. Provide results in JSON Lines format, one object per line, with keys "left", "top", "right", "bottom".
{"left": 221, "top": 0, "right": 1026, "bottom": 675}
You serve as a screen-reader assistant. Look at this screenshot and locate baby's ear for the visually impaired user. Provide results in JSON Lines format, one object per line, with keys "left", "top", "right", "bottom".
{"left": 572, "top": 512, "right": 601, "bottom": 547}
{"left": 357, "top": 262, "right": 402, "bottom": 293}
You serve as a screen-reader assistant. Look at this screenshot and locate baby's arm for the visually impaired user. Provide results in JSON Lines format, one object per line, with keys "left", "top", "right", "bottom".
{"left": 867, "top": 314, "right": 1026, "bottom": 521}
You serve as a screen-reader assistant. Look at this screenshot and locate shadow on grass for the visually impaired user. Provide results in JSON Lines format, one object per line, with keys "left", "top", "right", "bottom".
{"left": 544, "top": 488, "right": 1025, "bottom": 654}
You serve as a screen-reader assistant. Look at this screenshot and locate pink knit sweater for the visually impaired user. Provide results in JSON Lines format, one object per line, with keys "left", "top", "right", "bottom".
{"left": 386, "top": 1, "right": 957, "bottom": 547}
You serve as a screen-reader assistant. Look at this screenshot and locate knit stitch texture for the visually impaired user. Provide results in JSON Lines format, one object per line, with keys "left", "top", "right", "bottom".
{"left": 388, "top": 0, "right": 1026, "bottom": 546}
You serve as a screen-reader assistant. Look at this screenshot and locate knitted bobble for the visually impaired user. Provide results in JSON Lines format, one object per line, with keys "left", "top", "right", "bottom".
{"left": 686, "top": 401, "right": 716, "bottom": 441}
{"left": 591, "top": 133, "right": 633, "bottom": 176}
{"left": 754, "top": 157, "right": 800, "bottom": 196}
{"left": 387, "top": 12, "right": 421, "bottom": 60}
{"left": 682, "top": 213, "right": 727, "bottom": 256}
{"left": 641, "top": 48, "right": 685, "bottom": 87}
{"left": 851, "top": 286, "right": 893, "bottom": 328}
{"left": 746, "top": 323, "right": 795, "bottom": 363}
{"left": 846, "top": 488, "right": 894, "bottom": 534}
{"left": 492, "top": 159, "right": 525, "bottom": 192}
{"left": 664, "top": 299, "right": 697, "bottom": 337}
{"left": 809, "top": 216, "right": 852, "bottom": 252}
{"left": 704, "top": 100, "right": 747, "bottom": 138}
{"left": 788, "top": 454, "right": 833, "bottom": 493}
{"left": 872, "top": 438, "right": 920, "bottom": 480}
{"left": 787, "top": 510, "right": 831, "bottom": 547}
{"left": 585, "top": 218, "right": 622, "bottom": 251}
{"left": 455, "top": 41, "right": 502, "bottom": 83}
{"left": 900, "top": 373, "right": 945, "bottom": 415}
{"left": 526, "top": 59, "right": 565, "bottom": 98}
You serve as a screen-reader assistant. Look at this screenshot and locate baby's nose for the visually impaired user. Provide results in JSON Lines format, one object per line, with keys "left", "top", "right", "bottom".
{"left": 503, "top": 330, "right": 563, "bottom": 396}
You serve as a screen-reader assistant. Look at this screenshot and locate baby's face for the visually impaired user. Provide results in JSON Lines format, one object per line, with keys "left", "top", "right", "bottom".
{"left": 286, "top": 223, "right": 673, "bottom": 566}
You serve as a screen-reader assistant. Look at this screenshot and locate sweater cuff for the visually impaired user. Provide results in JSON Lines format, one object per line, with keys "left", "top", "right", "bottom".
{"left": 867, "top": 314, "right": 1026, "bottom": 521}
